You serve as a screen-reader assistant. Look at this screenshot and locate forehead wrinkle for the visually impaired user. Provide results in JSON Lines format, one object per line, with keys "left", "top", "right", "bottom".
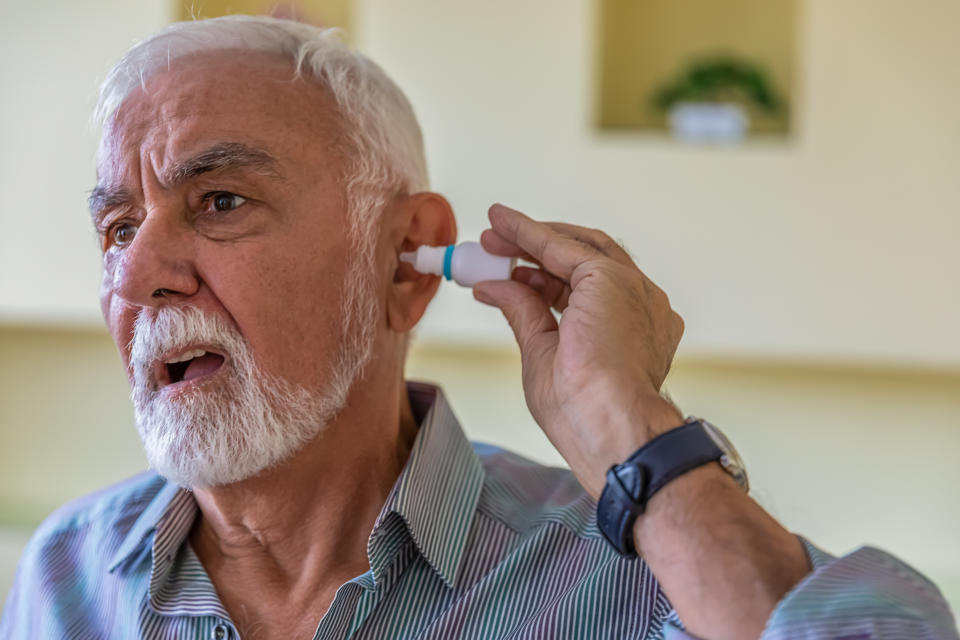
{"left": 161, "top": 142, "right": 284, "bottom": 187}
{"left": 88, "top": 142, "right": 286, "bottom": 222}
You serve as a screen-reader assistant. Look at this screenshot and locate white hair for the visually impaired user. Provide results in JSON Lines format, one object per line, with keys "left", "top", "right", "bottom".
{"left": 94, "top": 14, "right": 429, "bottom": 256}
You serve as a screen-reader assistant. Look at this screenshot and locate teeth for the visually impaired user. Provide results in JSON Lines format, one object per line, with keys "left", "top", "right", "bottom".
{"left": 165, "top": 349, "right": 207, "bottom": 364}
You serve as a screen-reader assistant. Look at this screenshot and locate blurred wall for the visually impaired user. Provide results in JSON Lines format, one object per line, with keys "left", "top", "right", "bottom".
{"left": 359, "top": 0, "right": 960, "bottom": 365}
{"left": 1, "top": 0, "right": 958, "bottom": 621}
{"left": 3, "top": 0, "right": 959, "bottom": 368}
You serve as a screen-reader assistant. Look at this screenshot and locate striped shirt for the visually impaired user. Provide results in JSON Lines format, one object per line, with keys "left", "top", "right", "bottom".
{"left": 2, "top": 382, "right": 957, "bottom": 639}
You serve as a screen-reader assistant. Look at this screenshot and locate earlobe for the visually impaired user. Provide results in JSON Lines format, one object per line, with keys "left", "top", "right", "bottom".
{"left": 386, "top": 192, "right": 457, "bottom": 333}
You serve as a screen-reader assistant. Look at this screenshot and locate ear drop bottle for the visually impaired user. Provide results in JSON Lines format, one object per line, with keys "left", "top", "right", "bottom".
{"left": 399, "top": 242, "right": 516, "bottom": 287}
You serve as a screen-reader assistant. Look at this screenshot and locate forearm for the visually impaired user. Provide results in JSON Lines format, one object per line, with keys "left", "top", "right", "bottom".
{"left": 633, "top": 465, "right": 810, "bottom": 639}
{"left": 629, "top": 404, "right": 810, "bottom": 640}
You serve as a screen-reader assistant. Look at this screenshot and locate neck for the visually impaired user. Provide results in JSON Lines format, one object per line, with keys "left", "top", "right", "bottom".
{"left": 188, "top": 359, "right": 418, "bottom": 601}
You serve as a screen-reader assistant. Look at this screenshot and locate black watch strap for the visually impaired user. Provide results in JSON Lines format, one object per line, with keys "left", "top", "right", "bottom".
{"left": 596, "top": 421, "right": 724, "bottom": 557}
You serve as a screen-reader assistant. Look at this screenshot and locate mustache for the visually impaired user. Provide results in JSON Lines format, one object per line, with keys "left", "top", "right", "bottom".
{"left": 130, "top": 307, "right": 241, "bottom": 382}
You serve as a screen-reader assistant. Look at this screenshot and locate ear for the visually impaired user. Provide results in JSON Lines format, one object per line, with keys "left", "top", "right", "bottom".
{"left": 385, "top": 192, "right": 457, "bottom": 333}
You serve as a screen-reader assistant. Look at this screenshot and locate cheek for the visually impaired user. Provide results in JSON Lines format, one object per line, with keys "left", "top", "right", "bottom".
{"left": 261, "top": 253, "right": 347, "bottom": 342}
{"left": 203, "top": 245, "right": 349, "bottom": 382}
{"left": 99, "top": 255, "right": 131, "bottom": 363}
{"left": 99, "top": 272, "right": 112, "bottom": 321}
{"left": 98, "top": 248, "right": 123, "bottom": 314}
{"left": 104, "top": 297, "right": 137, "bottom": 379}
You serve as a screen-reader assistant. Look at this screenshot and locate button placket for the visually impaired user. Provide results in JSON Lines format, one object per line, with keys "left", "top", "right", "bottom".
{"left": 212, "top": 621, "right": 229, "bottom": 640}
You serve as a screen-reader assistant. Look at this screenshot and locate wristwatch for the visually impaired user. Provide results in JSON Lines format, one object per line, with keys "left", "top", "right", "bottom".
{"left": 595, "top": 418, "right": 749, "bottom": 558}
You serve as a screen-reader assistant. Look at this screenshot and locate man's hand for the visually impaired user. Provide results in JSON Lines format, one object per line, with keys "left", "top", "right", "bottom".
{"left": 474, "top": 203, "right": 810, "bottom": 640}
{"left": 473, "top": 203, "right": 686, "bottom": 499}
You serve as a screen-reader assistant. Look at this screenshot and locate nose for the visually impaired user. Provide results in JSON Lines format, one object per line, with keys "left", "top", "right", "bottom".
{"left": 109, "top": 211, "right": 200, "bottom": 308}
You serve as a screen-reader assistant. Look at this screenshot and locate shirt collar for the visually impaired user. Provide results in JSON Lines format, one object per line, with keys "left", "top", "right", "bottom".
{"left": 108, "top": 480, "right": 182, "bottom": 573}
{"left": 107, "top": 382, "right": 485, "bottom": 592}
{"left": 368, "top": 381, "right": 484, "bottom": 589}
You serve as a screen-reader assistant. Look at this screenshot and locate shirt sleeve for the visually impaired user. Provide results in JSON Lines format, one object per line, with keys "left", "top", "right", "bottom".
{"left": 662, "top": 538, "right": 959, "bottom": 640}
{"left": 760, "top": 538, "right": 958, "bottom": 639}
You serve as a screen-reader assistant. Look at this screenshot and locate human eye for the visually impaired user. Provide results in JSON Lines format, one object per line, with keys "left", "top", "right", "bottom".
{"left": 203, "top": 191, "right": 248, "bottom": 213}
{"left": 104, "top": 221, "right": 138, "bottom": 249}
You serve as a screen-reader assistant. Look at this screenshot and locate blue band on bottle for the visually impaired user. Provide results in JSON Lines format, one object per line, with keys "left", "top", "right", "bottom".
{"left": 442, "top": 244, "right": 455, "bottom": 281}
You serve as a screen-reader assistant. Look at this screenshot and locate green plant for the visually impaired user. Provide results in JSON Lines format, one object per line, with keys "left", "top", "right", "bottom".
{"left": 653, "top": 56, "right": 781, "bottom": 113}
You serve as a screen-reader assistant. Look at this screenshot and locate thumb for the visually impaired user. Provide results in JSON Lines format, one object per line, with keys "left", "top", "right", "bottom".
{"left": 474, "top": 279, "right": 558, "bottom": 354}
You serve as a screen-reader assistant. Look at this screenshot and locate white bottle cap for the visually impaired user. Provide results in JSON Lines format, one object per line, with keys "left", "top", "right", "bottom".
{"left": 399, "top": 246, "right": 447, "bottom": 276}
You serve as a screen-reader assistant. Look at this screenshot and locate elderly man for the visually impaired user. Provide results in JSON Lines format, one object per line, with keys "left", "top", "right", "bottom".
{"left": 1, "top": 15, "right": 956, "bottom": 640}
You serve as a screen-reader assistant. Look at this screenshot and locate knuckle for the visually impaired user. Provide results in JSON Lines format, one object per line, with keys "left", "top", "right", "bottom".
{"left": 535, "top": 235, "right": 551, "bottom": 260}
{"left": 671, "top": 312, "right": 685, "bottom": 339}
{"left": 590, "top": 229, "right": 629, "bottom": 258}
{"left": 598, "top": 239, "right": 619, "bottom": 257}
{"left": 594, "top": 230, "right": 616, "bottom": 247}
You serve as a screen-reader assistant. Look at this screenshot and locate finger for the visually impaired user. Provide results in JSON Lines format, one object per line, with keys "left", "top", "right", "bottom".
{"left": 482, "top": 224, "right": 632, "bottom": 270}
{"left": 512, "top": 266, "right": 571, "bottom": 313}
{"left": 480, "top": 228, "right": 534, "bottom": 260}
{"left": 473, "top": 279, "right": 559, "bottom": 355}
{"left": 487, "top": 204, "right": 600, "bottom": 282}
{"left": 544, "top": 222, "right": 635, "bottom": 268}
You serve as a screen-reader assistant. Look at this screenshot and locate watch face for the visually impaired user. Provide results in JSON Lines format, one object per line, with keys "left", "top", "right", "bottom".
{"left": 700, "top": 420, "right": 750, "bottom": 493}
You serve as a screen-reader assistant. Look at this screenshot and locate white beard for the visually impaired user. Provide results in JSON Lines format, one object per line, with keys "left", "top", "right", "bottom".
{"left": 129, "top": 279, "right": 377, "bottom": 489}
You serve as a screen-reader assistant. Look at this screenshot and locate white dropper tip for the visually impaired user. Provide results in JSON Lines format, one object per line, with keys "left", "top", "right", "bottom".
{"left": 399, "top": 251, "right": 417, "bottom": 265}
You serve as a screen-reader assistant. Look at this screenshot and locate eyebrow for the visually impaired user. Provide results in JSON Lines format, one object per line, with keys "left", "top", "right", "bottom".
{"left": 88, "top": 185, "right": 134, "bottom": 224}
{"left": 162, "top": 142, "right": 282, "bottom": 185}
{"left": 88, "top": 142, "right": 283, "bottom": 222}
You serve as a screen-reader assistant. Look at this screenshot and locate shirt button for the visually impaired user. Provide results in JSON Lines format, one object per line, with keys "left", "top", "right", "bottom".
{"left": 212, "top": 623, "right": 228, "bottom": 640}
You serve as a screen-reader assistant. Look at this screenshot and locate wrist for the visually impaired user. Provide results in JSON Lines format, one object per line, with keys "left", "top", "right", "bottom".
{"left": 631, "top": 461, "right": 738, "bottom": 544}
{"left": 595, "top": 417, "right": 749, "bottom": 557}
{"left": 614, "top": 391, "right": 685, "bottom": 457}
{"left": 575, "top": 392, "right": 682, "bottom": 499}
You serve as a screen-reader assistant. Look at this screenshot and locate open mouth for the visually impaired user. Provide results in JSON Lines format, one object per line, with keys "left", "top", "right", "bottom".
{"left": 161, "top": 348, "right": 226, "bottom": 386}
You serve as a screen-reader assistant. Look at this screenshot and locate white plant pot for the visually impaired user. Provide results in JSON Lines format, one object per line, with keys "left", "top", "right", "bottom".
{"left": 667, "top": 102, "right": 749, "bottom": 143}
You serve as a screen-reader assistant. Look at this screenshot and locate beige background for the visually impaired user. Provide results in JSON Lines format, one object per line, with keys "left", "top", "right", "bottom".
{"left": 1, "top": 0, "right": 958, "bottom": 621}
{"left": 174, "top": 0, "right": 352, "bottom": 32}
{"left": 3, "top": 0, "right": 959, "bottom": 367}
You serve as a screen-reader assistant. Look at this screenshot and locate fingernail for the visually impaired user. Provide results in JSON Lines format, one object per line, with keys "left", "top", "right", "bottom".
{"left": 526, "top": 271, "right": 547, "bottom": 288}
